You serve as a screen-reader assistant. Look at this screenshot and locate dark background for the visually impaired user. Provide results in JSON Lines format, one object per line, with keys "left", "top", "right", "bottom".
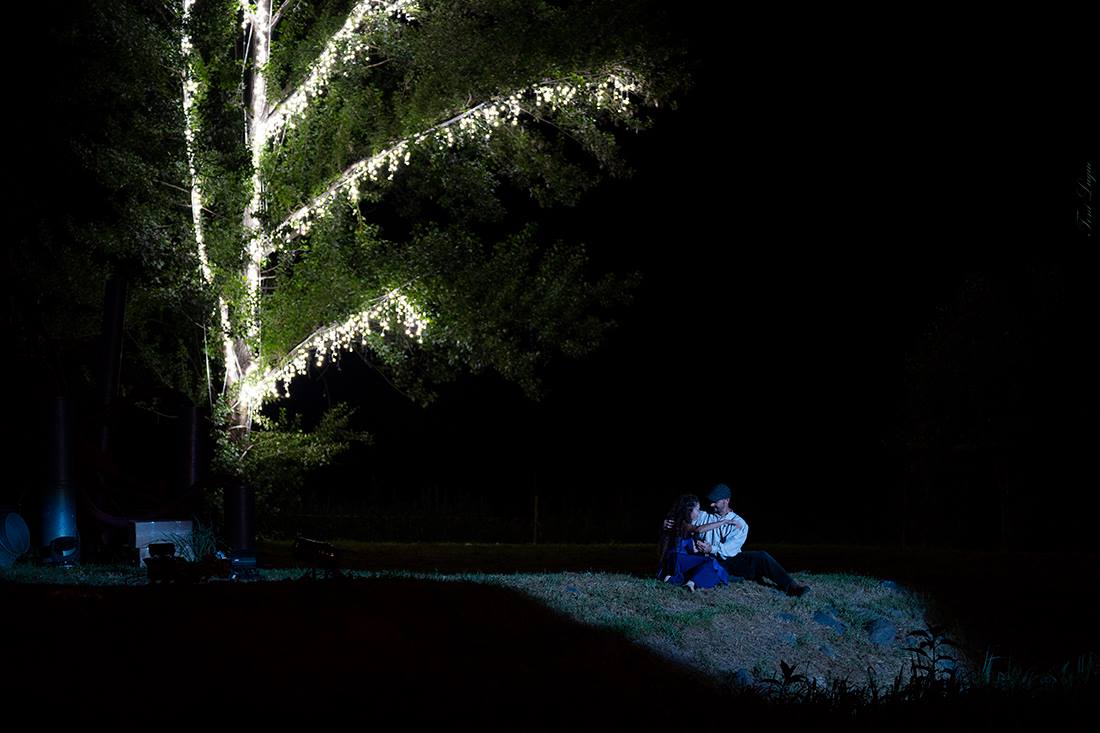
{"left": 282, "top": 31, "right": 1096, "bottom": 548}
{"left": 6, "top": 7, "right": 1095, "bottom": 550}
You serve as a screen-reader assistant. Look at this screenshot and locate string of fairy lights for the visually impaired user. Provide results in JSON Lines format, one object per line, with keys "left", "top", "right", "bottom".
{"left": 181, "top": 0, "right": 211, "bottom": 285}
{"left": 238, "top": 290, "right": 430, "bottom": 407}
{"left": 268, "top": 70, "right": 642, "bottom": 249}
{"left": 264, "top": 0, "right": 420, "bottom": 146}
{"left": 182, "top": 0, "right": 242, "bottom": 384}
{"left": 242, "top": 1, "right": 273, "bottom": 345}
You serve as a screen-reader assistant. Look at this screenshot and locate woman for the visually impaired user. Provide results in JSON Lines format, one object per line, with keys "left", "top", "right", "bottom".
{"left": 657, "top": 494, "right": 734, "bottom": 591}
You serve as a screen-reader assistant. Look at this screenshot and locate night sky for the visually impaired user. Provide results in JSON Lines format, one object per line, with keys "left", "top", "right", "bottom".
{"left": 7, "top": 9, "right": 1095, "bottom": 550}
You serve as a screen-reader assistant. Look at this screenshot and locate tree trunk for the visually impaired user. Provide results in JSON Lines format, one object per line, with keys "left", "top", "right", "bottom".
{"left": 219, "top": 0, "right": 274, "bottom": 552}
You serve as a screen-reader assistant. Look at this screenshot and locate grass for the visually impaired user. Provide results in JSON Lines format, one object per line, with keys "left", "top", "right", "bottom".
{"left": 0, "top": 562, "right": 147, "bottom": 586}
{"left": 466, "top": 570, "right": 945, "bottom": 689}
{"left": 4, "top": 543, "right": 1095, "bottom": 716}
{"left": 978, "top": 649, "right": 1098, "bottom": 692}
{"left": 1, "top": 558, "right": 946, "bottom": 691}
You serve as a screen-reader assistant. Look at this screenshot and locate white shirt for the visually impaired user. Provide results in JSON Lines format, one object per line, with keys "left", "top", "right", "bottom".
{"left": 693, "top": 510, "right": 748, "bottom": 559}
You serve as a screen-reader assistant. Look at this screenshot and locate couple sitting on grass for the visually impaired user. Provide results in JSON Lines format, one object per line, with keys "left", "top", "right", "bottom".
{"left": 658, "top": 483, "right": 810, "bottom": 597}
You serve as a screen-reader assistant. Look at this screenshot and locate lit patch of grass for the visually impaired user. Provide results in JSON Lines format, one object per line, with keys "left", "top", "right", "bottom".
{"left": 0, "top": 562, "right": 146, "bottom": 586}
{"left": 479, "top": 573, "right": 757, "bottom": 644}
{"left": 466, "top": 570, "right": 952, "bottom": 689}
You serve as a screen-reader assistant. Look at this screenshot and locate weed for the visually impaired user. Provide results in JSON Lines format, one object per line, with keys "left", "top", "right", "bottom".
{"left": 903, "top": 624, "right": 962, "bottom": 693}
{"left": 778, "top": 659, "right": 808, "bottom": 687}
{"left": 162, "top": 519, "right": 221, "bottom": 562}
{"left": 979, "top": 650, "right": 1097, "bottom": 694}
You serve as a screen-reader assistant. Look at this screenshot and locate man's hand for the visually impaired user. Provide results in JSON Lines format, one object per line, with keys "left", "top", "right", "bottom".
{"left": 694, "top": 539, "right": 712, "bottom": 554}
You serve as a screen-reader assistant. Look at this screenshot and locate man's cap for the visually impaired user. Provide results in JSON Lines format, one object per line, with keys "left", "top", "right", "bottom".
{"left": 706, "top": 483, "right": 731, "bottom": 502}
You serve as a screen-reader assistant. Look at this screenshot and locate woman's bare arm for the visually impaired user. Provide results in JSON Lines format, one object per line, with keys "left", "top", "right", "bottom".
{"left": 694, "top": 517, "right": 742, "bottom": 534}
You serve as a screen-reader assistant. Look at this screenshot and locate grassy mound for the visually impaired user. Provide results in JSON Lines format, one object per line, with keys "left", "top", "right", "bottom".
{"left": 0, "top": 561, "right": 952, "bottom": 689}
{"left": 473, "top": 570, "right": 955, "bottom": 688}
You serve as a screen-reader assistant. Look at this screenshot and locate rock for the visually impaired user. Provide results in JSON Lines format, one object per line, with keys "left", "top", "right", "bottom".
{"left": 731, "top": 668, "right": 754, "bottom": 688}
{"left": 780, "top": 631, "right": 798, "bottom": 645}
{"left": 819, "top": 644, "right": 838, "bottom": 660}
{"left": 812, "top": 608, "right": 847, "bottom": 635}
{"left": 777, "top": 612, "right": 799, "bottom": 624}
{"left": 936, "top": 657, "right": 960, "bottom": 674}
{"left": 864, "top": 618, "right": 897, "bottom": 646}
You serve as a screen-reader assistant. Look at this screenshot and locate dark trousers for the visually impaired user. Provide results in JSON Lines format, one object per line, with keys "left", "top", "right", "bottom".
{"left": 717, "top": 551, "right": 795, "bottom": 592}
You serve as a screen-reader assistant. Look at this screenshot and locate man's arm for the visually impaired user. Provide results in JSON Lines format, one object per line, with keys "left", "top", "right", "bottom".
{"left": 691, "top": 511, "right": 745, "bottom": 557}
{"left": 709, "top": 514, "right": 749, "bottom": 558}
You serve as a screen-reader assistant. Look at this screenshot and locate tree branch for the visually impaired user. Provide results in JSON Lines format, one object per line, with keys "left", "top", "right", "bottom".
{"left": 131, "top": 402, "right": 181, "bottom": 420}
{"left": 355, "top": 349, "right": 415, "bottom": 402}
{"left": 270, "top": 0, "right": 302, "bottom": 30}
{"left": 265, "top": 70, "right": 630, "bottom": 251}
{"left": 156, "top": 180, "right": 217, "bottom": 215}
{"left": 155, "top": 178, "right": 193, "bottom": 195}
{"left": 516, "top": 105, "right": 586, "bottom": 149}
{"left": 266, "top": 100, "right": 491, "bottom": 252}
{"left": 240, "top": 14, "right": 255, "bottom": 95}
{"left": 263, "top": 0, "right": 416, "bottom": 135}
{"left": 279, "top": 281, "right": 420, "bottom": 357}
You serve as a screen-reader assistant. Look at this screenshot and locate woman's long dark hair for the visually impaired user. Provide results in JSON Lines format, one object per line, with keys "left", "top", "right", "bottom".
{"left": 658, "top": 494, "right": 699, "bottom": 560}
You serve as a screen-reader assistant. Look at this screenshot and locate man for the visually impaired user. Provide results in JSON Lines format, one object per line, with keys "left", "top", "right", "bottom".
{"left": 693, "top": 483, "right": 810, "bottom": 597}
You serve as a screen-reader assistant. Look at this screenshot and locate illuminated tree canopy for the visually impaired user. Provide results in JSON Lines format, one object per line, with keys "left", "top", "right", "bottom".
{"left": 178, "top": 0, "right": 687, "bottom": 424}
{"left": 12, "top": 0, "right": 688, "bottom": 507}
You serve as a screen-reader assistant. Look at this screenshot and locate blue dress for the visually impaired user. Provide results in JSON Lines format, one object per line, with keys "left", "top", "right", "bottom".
{"left": 658, "top": 537, "right": 730, "bottom": 588}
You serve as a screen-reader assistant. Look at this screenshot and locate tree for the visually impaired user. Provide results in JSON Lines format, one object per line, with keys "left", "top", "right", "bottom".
{"left": 12, "top": 2, "right": 208, "bottom": 404}
{"left": 9, "top": 0, "right": 688, "bottom": 543}
{"left": 11, "top": 0, "right": 686, "bottom": 532}
{"left": 8, "top": 1, "right": 685, "bottom": 524}
{"left": 176, "top": 0, "right": 685, "bottom": 446}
